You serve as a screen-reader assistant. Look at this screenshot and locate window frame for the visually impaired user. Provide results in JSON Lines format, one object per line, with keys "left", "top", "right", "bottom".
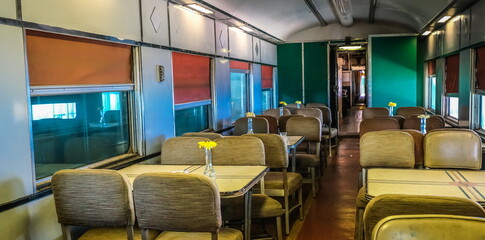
{"left": 427, "top": 74, "right": 437, "bottom": 113}
{"left": 229, "top": 68, "right": 251, "bottom": 122}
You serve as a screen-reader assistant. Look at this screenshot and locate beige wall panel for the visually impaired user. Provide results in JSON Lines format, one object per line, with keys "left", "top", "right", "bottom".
{"left": 169, "top": 4, "right": 215, "bottom": 54}
{"left": 141, "top": 0, "right": 169, "bottom": 46}
{"left": 471, "top": 0, "right": 485, "bottom": 45}
{"left": 0, "top": 25, "right": 34, "bottom": 204}
{"left": 215, "top": 21, "right": 229, "bottom": 57}
{"left": 228, "top": 28, "right": 253, "bottom": 61}
{"left": 22, "top": 0, "right": 141, "bottom": 41}
{"left": 0, "top": 0, "right": 17, "bottom": 19}
{"left": 443, "top": 17, "right": 460, "bottom": 54}
{"left": 261, "top": 40, "right": 277, "bottom": 65}
{"left": 0, "top": 196, "right": 61, "bottom": 240}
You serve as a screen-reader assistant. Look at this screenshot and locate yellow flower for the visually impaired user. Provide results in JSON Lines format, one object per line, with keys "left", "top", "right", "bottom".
{"left": 295, "top": 101, "right": 302, "bottom": 104}
{"left": 388, "top": 102, "right": 397, "bottom": 107}
{"left": 198, "top": 141, "right": 217, "bottom": 150}
{"left": 246, "top": 112, "right": 255, "bottom": 118}
{"left": 417, "top": 114, "right": 430, "bottom": 118}
{"left": 279, "top": 101, "right": 287, "bottom": 106}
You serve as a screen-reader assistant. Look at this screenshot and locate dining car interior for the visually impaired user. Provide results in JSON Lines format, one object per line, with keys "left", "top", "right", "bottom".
{"left": 4, "top": 0, "right": 485, "bottom": 239}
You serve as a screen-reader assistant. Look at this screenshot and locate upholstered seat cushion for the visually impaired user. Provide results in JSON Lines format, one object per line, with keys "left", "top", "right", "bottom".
{"left": 221, "top": 194, "right": 284, "bottom": 220}
{"left": 264, "top": 172, "right": 304, "bottom": 194}
{"left": 156, "top": 228, "right": 243, "bottom": 240}
{"left": 79, "top": 227, "right": 159, "bottom": 240}
{"left": 321, "top": 127, "right": 338, "bottom": 138}
{"left": 295, "top": 154, "right": 320, "bottom": 167}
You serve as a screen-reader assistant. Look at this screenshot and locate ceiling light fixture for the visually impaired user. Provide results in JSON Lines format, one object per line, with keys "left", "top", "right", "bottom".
{"left": 239, "top": 26, "right": 254, "bottom": 32}
{"left": 437, "top": 16, "right": 451, "bottom": 23}
{"left": 186, "top": 4, "right": 213, "bottom": 14}
{"left": 422, "top": 31, "right": 431, "bottom": 36}
{"left": 339, "top": 46, "right": 361, "bottom": 50}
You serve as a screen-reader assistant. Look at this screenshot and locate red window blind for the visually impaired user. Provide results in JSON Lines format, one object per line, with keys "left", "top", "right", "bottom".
{"left": 172, "top": 52, "right": 211, "bottom": 104}
{"left": 445, "top": 54, "right": 459, "bottom": 94}
{"left": 428, "top": 60, "right": 436, "bottom": 75}
{"left": 230, "top": 60, "right": 250, "bottom": 70}
{"left": 26, "top": 30, "right": 132, "bottom": 86}
{"left": 262, "top": 65, "right": 273, "bottom": 89}
{"left": 476, "top": 46, "right": 485, "bottom": 90}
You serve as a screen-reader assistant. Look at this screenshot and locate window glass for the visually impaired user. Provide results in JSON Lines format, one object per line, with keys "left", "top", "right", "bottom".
{"left": 31, "top": 92, "right": 130, "bottom": 179}
{"left": 480, "top": 96, "right": 485, "bottom": 130}
{"left": 262, "top": 89, "right": 272, "bottom": 112}
{"left": 175, "top": 105, "right": 209, "bottom": 136}
{"left": 428, "top": 75, "right": 436, "bottom": 111}
{"left": 446, "top": 96, "right": 459, "bottom": 119}
{"left": 230, "top": 72, "right": 248, "bottom": 122}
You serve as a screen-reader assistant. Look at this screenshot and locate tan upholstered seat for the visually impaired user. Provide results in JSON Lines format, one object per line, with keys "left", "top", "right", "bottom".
{"left": 403, "top": 115, "right": 445, "bottom": 132}
{"left": 233, "top": 117, "right": 269, "bottom": 136}
{"left": 256, "top": 115, "right": 278, "bottom": 134}
{"left": 364, "top": 194, "right": 485, "bottom": 240}
{"left": 424, "top": 129, "right": 482, "bottom": 170}
{"left": 133, "top": 173, "right": 242, "bottom": 240}
{"left": 51, "top": 169, "right": 137, "bottom": 240}
{"left": 295, "top": 108, "right": 323, "bottom": 122}
{"left": 161, "top": 137, "right": 210, "bottom": 165}
{"left": 362, "top": 107, "right": 389, "bottom": 119}
{"left": 372, "top": 214, "right": 485, "bottom": 240}
{"left": 245, "top": 134, "right": 304, "bottom": 235}
{"left": 359, "top": 118, "right": 400, "bottom": 137}
{"left": 400, "top": 129, "right": 424, "bottom": 168}
{"left": 317, "top": 106, "right": 338, "bottom": 157}
{"left": 305, "top": 102, "right": 327, "bottom": 108}
{"left": 278, "top": 115, "right": 304, "bottom": 133}
{"left": 263, "top": 108, "right": 291, "bottom": 120}
{"left": 373, "top": 115, "right": 405, "bottom": 129}
{"left": 213, "top": 136, "right": 284, "bottom": 239}
{"left": 287, "top": 117, "right": 322, "bottom": 197}
{"left": 395, "top": 106, "right": 426, "bottom": 118}
{"left": 182, "top": 132, "right": 223, "bottom": 140}
{"left": 284, "top": 105, "right": 298, "bottom": 114}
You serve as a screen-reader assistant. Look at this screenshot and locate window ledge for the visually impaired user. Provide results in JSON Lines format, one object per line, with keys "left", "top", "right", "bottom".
{"left": 444, "top": 116, "right": 459, "bottom": 127}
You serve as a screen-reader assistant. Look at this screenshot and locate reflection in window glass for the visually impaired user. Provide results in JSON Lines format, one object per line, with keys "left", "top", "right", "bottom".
{"left": 481, "top": 96, "right": 485, "bottom": 129}
{"left": 447, "top": 97, "right": 459, "bottom": 119}
{"left": 175, "top": 105, "right": 209, "bottom": 136}
{"left": 262, "top": 89, "right": 272, "bottom": 112}
{"left": 31, "top": 92, "right": 130, "bottom": 179}
{"left": 230, "top": 72, "right": 248, "bottom": 122}
{"left": 429, "top": 76, "right": 436, "bottom": 110}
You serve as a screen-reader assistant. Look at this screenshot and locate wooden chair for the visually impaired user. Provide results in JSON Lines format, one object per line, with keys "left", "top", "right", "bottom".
{"left": 263, "top": 108, "right": 291, "bottom": 120}
{"left": 372, "top": 214, "right": 485, "bottom": 240}
{"left": 182, "top": 132, "right": 223, "bottom": 141}
{"left": 396, "top": 106, "right": 426, "bottom": 118}
{"left": 424, "top": 129, "right": 482, "bottom": 170}
{"left": 246, "top": 134, "right": 304, "bottom": 235}
{"left": 278, "top": 115, "right": 304, "bottom": 133}
{"left": 51, "top": 169, "right": 141, "bottom": 240}
{"left": 364, "top": 194, "right": 485, "bottom": 240}
{"left": 362, "top": 107, "right": 389, "bottom": 119}
{"left": 161, "top": 137, "right": 209, "bottom": 165}
{"left": 256, "top": 115, "right": 278, "bottom": 134}
{"left": 359, "top": 118, "right": 400, "bottom": 137}
{"left": 133, "top": 172, "right": 243, "bottom": 240}
{"left": 286, "top": 117, "right": 322, "bottom": 197}
{"left": 233, "top": 117, "right": 269, "bottom": 136}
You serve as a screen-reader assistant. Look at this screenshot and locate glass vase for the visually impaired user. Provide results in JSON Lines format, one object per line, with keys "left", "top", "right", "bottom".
{"left": 296, "top": 103, "right": 301, "bottom": 109}
{"left": 389, "top": 106, "right": 394, "bottom": 116}
{"left": 204, "top": 148, "right": 216, "bottom": 180}
{"left": 420, "top": 117, "right": 427, "bottom": 134}
{"left": 247, "top": 117, "right": 254, "bottom": 134}
{"left": 279, "top": 106, "right": 284, "bottom": 117}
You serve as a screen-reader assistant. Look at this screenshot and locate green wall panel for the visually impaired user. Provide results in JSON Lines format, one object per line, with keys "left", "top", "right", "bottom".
{"left": 304, "top": 42, "right": 328, "bottom": 104}
{"left": 371, "top": 36, "right": 417, "bottom": 111}
{"left": 416, "top": 38, "right": 426, "bottom": 106}
{"left": 277, "top": 43, "right": 302, "bottom": 103}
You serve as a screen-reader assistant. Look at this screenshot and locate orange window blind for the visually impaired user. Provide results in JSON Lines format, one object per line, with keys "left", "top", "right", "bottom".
{"left": 230, "top": 60, "right": 250, "bottom": 70}
{"left": 445, "top": 54, "right": 459, "bottom": 94}
{"left": 26, "top": 30, "right": 132, "bottom": 86}
{"left": 428, "top": 60, "right": 436, "bottom": 75}
{"left": 476, "top": 46, "right": 485, "bottom": 90}
{"left": 172, "top": 52, "right": 211, "bottom": 104}
{"left": 262, "top": 65, "right": 273, "bottom": 89}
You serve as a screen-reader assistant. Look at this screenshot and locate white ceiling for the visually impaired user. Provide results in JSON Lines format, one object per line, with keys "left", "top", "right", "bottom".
{"left": 202, "top": 0, "right": 453, "bottom": 40}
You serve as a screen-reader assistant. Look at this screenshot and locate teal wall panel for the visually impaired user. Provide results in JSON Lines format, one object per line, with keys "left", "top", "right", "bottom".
{"left": 304, "top": 42, "right": 328, "bottom": 104}
{"left": 371, "top": 36, "right": 417, "bottom": 112}
{"left": 416, "top": 38, "right": 426, "bottom": 106}
{"left": 277, "top": 43, "right": 302, "bottom": 103}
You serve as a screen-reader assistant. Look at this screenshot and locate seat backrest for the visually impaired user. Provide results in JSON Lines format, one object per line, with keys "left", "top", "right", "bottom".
{"left": 364, "top": 194, "right": 485, "bottom": 240}
{"left": 372, "top": 214, "right": 485, "bottom": 240}
{"left": 403, "top": 115, "right": 445, "bottom": 132}
{"left": 362, "top": 107, "right": 389, "bottom": 119}
{"left": 359, "top": 118, "right": 400, "bottom": 137}
{"left": 286, "top": 117, "right": 322, "bottom": 143}
{"left": 359, "top": 131, "right": 415, "bottom": 168}
{"left": 373, "top": 115, "right": 405, "bottom": 129}
{"left": 256, "top": 115, "right": 278, "bottom": 134}
{"left": 245, "top": 134, "right": 288, "bottom": 168}
{"left": 305, "top": 102, "right": 326, "bottom": 108}
{"left": 233, "top": 117, "right": 269, "bottom": 136}
{"left": 295, "top": 108, "right": 323, "bottom": 126}
{"left": 316, "top": 106, "right": 332, "bottom": 126}
{"left": 284, "top": 105, "right": 298, "bottom": 114}
{"left": 181, "top": 132, "right": 223, "bottom": 141}
{"left": 396, "top": 106, "right": 426, "bottom": 119}
{"left": 278, "top": 115, "right": 304, "bottom": 132}
{"left": 400, "top": 129, "right": 424, "bottom": 168}
{"left": 133, "top": 173, "right": 221, "bottom": 233}
{"left": 213, "top": 136, "right": 265, "bottom": 165}
{"left": 51, "top": 169, "right": 135, "bottom": 227}
{"left": 161, "top": 137, "right": 209, "bottom": 164}
{"left": 103, "top": 110, "right": 121, "bottom": 123}
{"left": 424, "top": 129, "right": 482, "bottom": 170}
{"left": 263, "top": 108, "right": 291, "bottom": 120}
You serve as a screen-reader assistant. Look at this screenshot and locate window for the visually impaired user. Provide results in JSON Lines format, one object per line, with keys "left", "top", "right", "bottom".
{"left": 480, "top": 96, "right": 485, "bottom": 130}
{"left": 261, "top": 65, "right": 274, "bottom": 112}
{"left": 444, "top": 55, "right": 459, "bottom": 120}
{"left": 230, "top": 61, "right": 250, "bottom": 122}
{"left": 427, "top": 61, "right": 436, "bottom": 111}
{"left": 172, "top": 52, "right": 212, "bottom": 135}
{"left": 446, "top": 96, "right": 459, "bottom": 119}
{"left": 26, "top": 30, "right": 134, "bottom": 179}
{"left": 262, "top": 90, "right": 272, "bottom": 111}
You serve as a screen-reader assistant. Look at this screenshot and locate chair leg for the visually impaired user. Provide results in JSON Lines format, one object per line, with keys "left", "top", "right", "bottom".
{"left": 141, "top": 228, "right": 150, "bottom": 240}
{"left": 354, "top": 207, "right": 364, "bottom": 240}
{"left": 60, "top": 224, "right": 72, "bottom": 240}
{"left": 284, "top": 194, "right": 290, "bottom": 235}
{"left": 211, "top": 232, "right": 218, "bottom": 240}
{"left": 311, "top": 167, "right": 317, "bottom": 198}
{"left": 298, "top": 187, "right": 304, "bottom": 220}
{"left": 276, "top": 216, "right": 283, "bottom": 240}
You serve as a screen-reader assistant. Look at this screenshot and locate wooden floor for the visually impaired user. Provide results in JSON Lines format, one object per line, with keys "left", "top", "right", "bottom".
{"left": 294, "top": 107, "right": 363, "bottom": 240}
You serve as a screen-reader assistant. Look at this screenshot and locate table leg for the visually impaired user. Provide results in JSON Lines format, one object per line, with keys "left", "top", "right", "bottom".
{"left": 291, "top": 147, "right": 297, "bottom": 172}
{"left": 244, "top": 189, "right": 252, "bottom": 240}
